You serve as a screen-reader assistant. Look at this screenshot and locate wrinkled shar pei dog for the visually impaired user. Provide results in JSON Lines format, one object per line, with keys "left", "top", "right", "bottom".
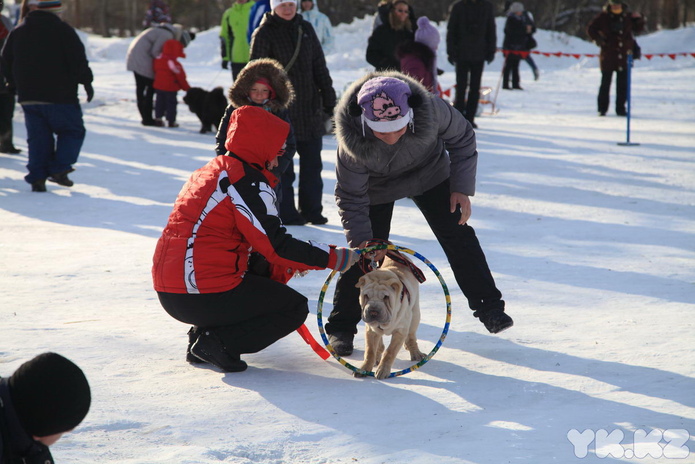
{"left": 355, "top": 255, "right": 426, "bottom": 379}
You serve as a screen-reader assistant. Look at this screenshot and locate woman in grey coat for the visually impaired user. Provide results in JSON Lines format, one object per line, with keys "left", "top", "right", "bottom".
{"left": 326, "top": 72, "right": 512, "bottom": 356}
{"left": 126, "top": 23, "right": 191, "bottom": 126}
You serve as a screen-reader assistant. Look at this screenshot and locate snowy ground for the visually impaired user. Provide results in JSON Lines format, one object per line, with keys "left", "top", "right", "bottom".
{"left": 1, "top": 16, "right": 694, "bottom": 464}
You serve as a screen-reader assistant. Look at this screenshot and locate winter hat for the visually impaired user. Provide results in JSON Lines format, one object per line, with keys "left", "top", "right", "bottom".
{"left": 509, "top": 2, "right": 524, "bottom": 13}
{"left": 180, "top": 30, "right": 195, "bottom": 48}
{"left": 253, "top": 77, "right": 276, "bottom": 100}
{"left": 270, "top": 0, "right": 297, "bottom": 11}
{"left": 8, "top": 353, "right": 91, "bottom": 437}
{"left": 27, "top": 0, "right": 40, "bottom": 6}
{"left": 36, "top": 0, "right": 63, "bottom": 14}
{"left": 414, "top": 17, "right": 440, "bottom": 52}
{"left": 357, "top": 76, "right": 413, "bottom": 134}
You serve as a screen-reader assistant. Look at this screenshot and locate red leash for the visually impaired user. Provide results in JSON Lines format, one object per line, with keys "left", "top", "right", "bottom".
{"left": 296, "top": 324, "right": 330, "bottom": 360}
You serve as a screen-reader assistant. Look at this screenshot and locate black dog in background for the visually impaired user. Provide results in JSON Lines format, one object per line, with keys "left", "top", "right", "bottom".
{"left": 183, "top": 87, "right": 227, "bottom": 134}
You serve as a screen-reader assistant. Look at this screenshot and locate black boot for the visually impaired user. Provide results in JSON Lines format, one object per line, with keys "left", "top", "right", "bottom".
{"left": 31, "top": 179, "right": 47, "bottom": 192}
{"left": 190, "top": 329, "right": 248, "bottom": 372}
{"left": 48, "top": 169, "right": 75, "bottom": 187}
{"left": 474, "top": 308, "right": 514, "bottom": 334}
{"left": 327, "top": 331, "right": 354, "bottom": 356}
{"left": 186, "top": 327, "right": 205, "bottom": 364}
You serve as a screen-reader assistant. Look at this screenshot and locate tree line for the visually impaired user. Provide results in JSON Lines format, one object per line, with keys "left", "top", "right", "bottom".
{"left": 55, "top": 0, "right": 694, "bottom": 41}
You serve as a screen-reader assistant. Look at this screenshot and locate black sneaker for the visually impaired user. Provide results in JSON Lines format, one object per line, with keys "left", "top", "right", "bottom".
{"left": 48, "top": 169, "right": 74, "bottom": 187}
{"left": 31, "top": 179, "right": 47, "bottom": 192}
{"left": 474, "top": 308, "right": 514, "bottom": 334}
{"left": 186, "top": 327, "right": 206, "bottom": 364}
{"left": 190, "top": 330, "right": 248, "bottom": 372}
{"left": 327, "top": 331, "right": 354, "bottom": 356}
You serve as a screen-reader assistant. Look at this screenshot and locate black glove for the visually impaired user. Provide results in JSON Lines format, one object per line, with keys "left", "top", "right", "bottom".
{"left": 486, "top": 53, "right": 495, "bottom": 65}
{"left": 448, "top": 55, "right": 455, "bottom": 66}
{"left": 84, "top": 83, "right": 94, "bottom": 102}
{"left": 437, "top": 67, "right": 445, "bottom": 76}
{"left": 221, "top": 60, "right": 229, "bottom": 70}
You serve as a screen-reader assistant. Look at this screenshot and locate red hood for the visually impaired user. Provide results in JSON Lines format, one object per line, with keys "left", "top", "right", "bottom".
{"left": 225, "top": 106, "right": 290, "bottom": 167}
{"left": 162, "top": 39, "right": 185, "bottom": 58}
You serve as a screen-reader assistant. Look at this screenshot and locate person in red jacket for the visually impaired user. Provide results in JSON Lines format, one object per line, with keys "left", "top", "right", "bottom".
{"left": 153, "top": 105, "right": 358, "bottom": 372}
{"left": 153, "top": 38, "right": 190, "bottom": 127}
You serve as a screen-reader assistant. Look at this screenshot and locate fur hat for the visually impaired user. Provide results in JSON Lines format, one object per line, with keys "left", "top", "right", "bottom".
{"left": 270, "top": 0, "right": 297, "bottom": 11}
{"left": 509, "top": 2, "right": 524, "bottom": 13}
{"left": 414, "top": 17, "right": 439, "bottom": 52}
{"left": 8, "top": 353, "right": 91, "bottom": 437}
{"left": 357, "top": 76, "right": 413, "bottom": 133}
{"left": 36, "top": 0, "right": 63, "bottom": 14}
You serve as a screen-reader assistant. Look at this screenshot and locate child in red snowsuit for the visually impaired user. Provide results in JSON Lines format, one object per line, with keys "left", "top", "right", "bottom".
{"left": 153, "top": 39, "right": 190, "bottom": 127}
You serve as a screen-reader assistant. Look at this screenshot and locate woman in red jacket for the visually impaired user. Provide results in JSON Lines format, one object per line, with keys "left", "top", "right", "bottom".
{"left": 153, "top": 106, "right": 357, "bottom": 372}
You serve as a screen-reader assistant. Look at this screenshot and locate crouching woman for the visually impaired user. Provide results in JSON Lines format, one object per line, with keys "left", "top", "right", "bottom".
{"left": 152, "top": 106, "right": 357, "bottom": 372}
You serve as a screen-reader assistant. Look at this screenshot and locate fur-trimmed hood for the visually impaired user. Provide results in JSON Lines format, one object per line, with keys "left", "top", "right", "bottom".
{"left": 334, "top": 71, "right": 478, "bottom": 246}
{"left": 335, "top": 70, "right": 439, "bottom": 171}
{"left": 228, "top": 58, "right": 295, "bottom": 113}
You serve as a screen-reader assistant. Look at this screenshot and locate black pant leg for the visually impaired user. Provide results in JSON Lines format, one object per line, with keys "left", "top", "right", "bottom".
{"left": 0, "top": 92, "right": 16, "bottom": 148}
{"left": 598, "top": 70, "right": 613, "bottom": 114}
{"left": 411, "top": 179, "right": 504, "bottom": 313}
{"left": 615, "top": 68, "right": 628, "bottom": 113}
{"left": 453, "top": 61, "right": 470, "bottom": 115}
{"left": 158, "top": 274, "right": 309, "bottom": 354}
{"left": 465, "top": 61, "right": 484, "bottom": 123}
{"left": 326, "top": 202, "right": 395, "bottom": 335}
{"left": 134, "top": 72, "right": 155, "bottom": 124}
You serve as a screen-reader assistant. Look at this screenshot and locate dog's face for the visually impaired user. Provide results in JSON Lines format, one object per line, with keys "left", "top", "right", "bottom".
{"left": 356, "top": 269, "right": 403, "bottom": 325}
{"left": 183, "top": 87, "right": 206, "bottom": 113}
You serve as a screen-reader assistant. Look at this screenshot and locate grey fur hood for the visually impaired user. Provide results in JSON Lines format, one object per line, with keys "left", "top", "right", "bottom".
{"left": 228, "top": 58, "right": 295, "bottom": 113}
{"left": 334, "top": 71, "right": 478, "bottom": 246}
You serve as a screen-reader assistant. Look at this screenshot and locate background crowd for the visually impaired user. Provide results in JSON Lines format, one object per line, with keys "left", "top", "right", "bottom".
{"left": 0, "top": 0, "right": 652, "bottom": 461}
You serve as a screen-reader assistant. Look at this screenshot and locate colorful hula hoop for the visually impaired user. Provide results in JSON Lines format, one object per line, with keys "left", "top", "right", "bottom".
{"left": 317, "top": 244, "right": 452, "bottom": 378}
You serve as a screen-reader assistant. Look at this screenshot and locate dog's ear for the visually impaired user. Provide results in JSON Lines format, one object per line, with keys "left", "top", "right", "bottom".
{"left": 355, "top": 276, "right": 367, "bottom": 288}
{"left": 387, "top": 277, "right": 402, "bottom": 295}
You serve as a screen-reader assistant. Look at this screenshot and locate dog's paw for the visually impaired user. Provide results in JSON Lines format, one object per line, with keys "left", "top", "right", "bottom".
{"left": 353, "top": 371, "right": 368, "bottom": 378}
{"left": 374, "top": 365, "right": 391, "bottom": 380}
{"left": 410, "top": 350, "right": 427, "bottom": 362}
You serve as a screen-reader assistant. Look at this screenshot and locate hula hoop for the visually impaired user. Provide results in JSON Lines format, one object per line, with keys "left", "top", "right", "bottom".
{"left": 317, "top": 244, "right": 452, "bottom": 378}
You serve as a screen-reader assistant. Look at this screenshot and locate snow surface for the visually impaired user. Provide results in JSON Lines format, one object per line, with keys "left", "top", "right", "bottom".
{"left": 1, "top": 16, "right": 694, "bottom": 464}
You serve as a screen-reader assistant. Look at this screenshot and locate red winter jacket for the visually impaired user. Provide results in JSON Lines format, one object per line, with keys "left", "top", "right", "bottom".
{"left": 152, "top": 106, "right": 341, "bottom": 294}
{"left": 153, "top": 39, "right": 190, "bottom": 92}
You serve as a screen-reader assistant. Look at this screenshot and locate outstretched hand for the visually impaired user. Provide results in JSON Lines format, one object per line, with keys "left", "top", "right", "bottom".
{"left": 450, "top": 192, "right": 471, "bottom": 225}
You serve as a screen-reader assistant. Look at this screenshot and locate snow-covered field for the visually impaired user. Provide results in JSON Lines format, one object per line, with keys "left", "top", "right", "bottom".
{"left": 1, "top": 16, "right": 694, "bottom": 464}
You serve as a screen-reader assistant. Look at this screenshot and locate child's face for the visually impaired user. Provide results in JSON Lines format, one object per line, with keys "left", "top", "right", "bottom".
{"left": 249, "top": 83, "right": 271, "bottom": 104}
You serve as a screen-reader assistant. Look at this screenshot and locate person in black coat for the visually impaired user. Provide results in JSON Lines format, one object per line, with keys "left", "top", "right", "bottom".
{"left": 0, "top": 353, "right": 90, "bottom": 464}
{"left": 0, "top": 1, "right": 93, "bottom": 192}
{"left": 502, "top": 2, "right": 533, "bottom": 90}
{"left": 366, "top": 0, "right": 415, "bottom": 72}
{"left": 446, "top": 0, "right": 496, "bottom": 128}
{"left": 250, "top": 0, "right": 336, "bottom": 225}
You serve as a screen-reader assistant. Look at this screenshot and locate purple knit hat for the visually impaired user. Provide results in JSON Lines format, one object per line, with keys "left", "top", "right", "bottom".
{"left": 357, "top": 76, "right": 413, "bottom": 133}
{"left": 415, "top": 17, "right": 440, "bottom": 52}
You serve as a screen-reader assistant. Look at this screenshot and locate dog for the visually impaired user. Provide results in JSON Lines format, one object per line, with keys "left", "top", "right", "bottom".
{"left": 355, "top": 254, "right": 426, "bottom": 379}
{"left": 183, "top": 87, "right": 227, "bottom": 134}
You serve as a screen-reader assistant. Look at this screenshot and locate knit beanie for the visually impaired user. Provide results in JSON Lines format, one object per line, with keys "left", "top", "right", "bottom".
{"left": 357, "top": 76, "right": 413, "bottom": 133}
{"left": 509, "top": 2, "right": 524, "bottom": 13}
{"left": 414, "top": 17, "right": 440, "bottom": 52}
{"left": 270, "top": 0, "right": 296, "bottom": 11}
{"left": 8, "top": 353, "right": 91, "bottom": 437}
{"left": 36, "top": 0, "right": 63, "bottom": 14}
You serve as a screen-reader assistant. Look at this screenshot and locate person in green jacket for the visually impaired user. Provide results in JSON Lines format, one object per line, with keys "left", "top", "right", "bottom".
{"left": 220, "top": 0, "right": 255, "bottom": 81}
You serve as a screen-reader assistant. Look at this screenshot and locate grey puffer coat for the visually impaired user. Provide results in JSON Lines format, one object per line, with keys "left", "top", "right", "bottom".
{"left": 334, "top": 71, "right": 478, "bottom": 246}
